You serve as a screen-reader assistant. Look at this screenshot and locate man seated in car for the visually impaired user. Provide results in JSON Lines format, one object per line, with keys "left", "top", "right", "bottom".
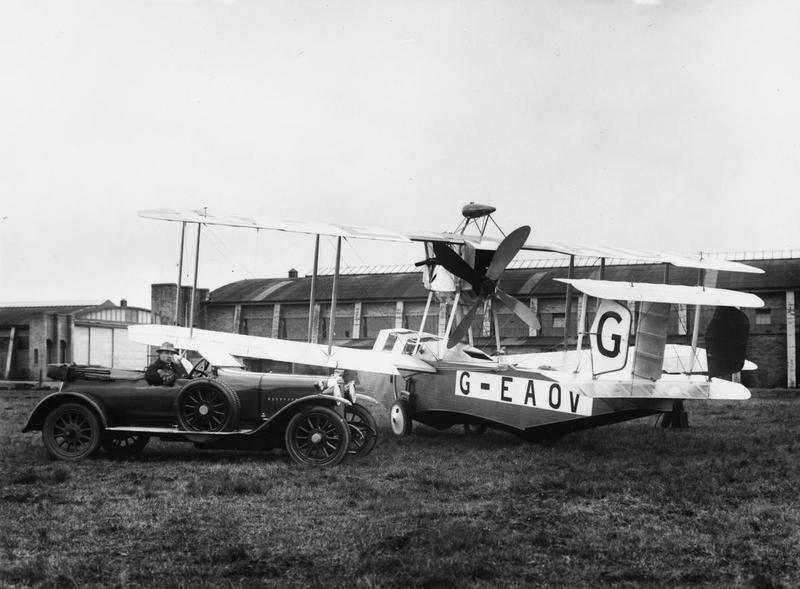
{"left": 145, "top": 342, "right": 188, "bottom": 386}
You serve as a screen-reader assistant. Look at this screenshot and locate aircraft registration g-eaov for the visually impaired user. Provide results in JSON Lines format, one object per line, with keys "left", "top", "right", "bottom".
{"left": 131, "top": 203, "right": 764, "bottom": 442}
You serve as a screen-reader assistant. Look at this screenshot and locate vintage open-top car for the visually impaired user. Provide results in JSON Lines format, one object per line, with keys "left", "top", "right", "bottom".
{"left": 23, "top": 354, "right": 378, "bottom": 466}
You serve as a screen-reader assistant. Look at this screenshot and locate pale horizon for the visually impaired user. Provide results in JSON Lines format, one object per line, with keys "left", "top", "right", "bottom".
{"left": 2, "top": 0, "right": 798, "bottom": 309}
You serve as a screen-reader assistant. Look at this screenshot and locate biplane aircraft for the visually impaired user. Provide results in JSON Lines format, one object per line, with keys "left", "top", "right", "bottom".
{"left": 130, "top": 204, "right": 764, "bottom": 442}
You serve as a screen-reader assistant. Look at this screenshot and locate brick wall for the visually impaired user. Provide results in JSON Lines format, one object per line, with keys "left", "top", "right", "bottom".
{"left": 206, "top": 307, "right": 235, "bottom": 333}
{"left": 151, "top": 284, "right": 208, "bottom": 328}
{"left": 742, "top": 334, "right": 788, "bottom": 388}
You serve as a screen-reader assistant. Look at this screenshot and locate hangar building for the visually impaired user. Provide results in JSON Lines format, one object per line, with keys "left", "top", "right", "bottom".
{"left": 150, "top": 252, "right": 799, "bottom": 389}
{"left": 0, "top": 300, "right": 152, "bottom": 381}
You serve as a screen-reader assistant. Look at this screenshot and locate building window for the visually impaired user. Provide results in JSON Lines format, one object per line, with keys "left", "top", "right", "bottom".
{"left": 319, "top": 317, "right": 328, "bottom": 340}
{"left": 755, "top": 309, "right": 771, "bottom": 326}
{"left": 34, "top": 349, "right": 39, "bottom": 364}
{"left": 278, "top": 318, "right": 287, "bottom": 339}
{"left": 552, "top": 313, "right": 566, "bottom": 330}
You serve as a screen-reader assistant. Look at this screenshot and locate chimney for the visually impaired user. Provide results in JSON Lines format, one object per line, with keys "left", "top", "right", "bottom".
{"left": 120, "top": 299, "right": 128, "bottom": 307}
{"left": 288, "top": 268, "right": 298, "bottom": 279}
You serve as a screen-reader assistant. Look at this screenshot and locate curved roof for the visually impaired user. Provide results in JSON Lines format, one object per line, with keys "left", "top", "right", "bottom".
{"left": 207, "top": 258, "right": 799, "bottom": 305}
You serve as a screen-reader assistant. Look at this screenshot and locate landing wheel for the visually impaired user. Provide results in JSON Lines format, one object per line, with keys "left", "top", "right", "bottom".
{"left": 463, "top": 423, "right": 488, "bottom": 436}
{"left": 42, "top": 403, "right": 102, "bottom": 461}
{"left": 285, "top": 407, "right": 350, "bottom": 466}
{"left": 102, "top": 433, "right": 150, "bottom": 454}
{"left": 345, "top": 404, "right": 378, "bottom": 456}
{"left": 175, "top": 379, "right": 241, "bottom": 432}
{"left": 389, "top": 401, "right": 412, "bottom": 436}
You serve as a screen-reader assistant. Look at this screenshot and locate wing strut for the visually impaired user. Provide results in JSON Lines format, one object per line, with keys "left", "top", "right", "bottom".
{"left": 412, "top": 291, "right": 434, "bottom": 356}
{"left": 563, "top": 255, "right": 575, "bottom": 350}
{"left": 175, "top": 221, "right": 186, "bottom": 326}
{"left": 327, "top": 236, "right": 342, "bottom": 355}
{"left": 307, "top": 234, "right": 320, "bottom": 342}
{"left": 574, "top": 292, "right": 588, "bottom": 373}
{"left": 189, "top": 222, "right": 202, "bottom": 337}
{"left": 688, "top": 268, "right": 705, "bottom": 374}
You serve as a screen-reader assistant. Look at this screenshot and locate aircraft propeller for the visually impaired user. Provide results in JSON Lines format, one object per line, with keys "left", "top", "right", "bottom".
{"left": 431, "top": 225, "right": 541, "bottom": 348}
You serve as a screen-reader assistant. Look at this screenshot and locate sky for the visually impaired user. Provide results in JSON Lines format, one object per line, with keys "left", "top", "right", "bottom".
{"left": 1, "top": 0, "right": 798, "bottom": 309}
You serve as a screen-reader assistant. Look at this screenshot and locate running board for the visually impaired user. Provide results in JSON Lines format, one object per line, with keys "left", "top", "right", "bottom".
{"left": 105, "top": 426, "right": 255, "bottom": 436}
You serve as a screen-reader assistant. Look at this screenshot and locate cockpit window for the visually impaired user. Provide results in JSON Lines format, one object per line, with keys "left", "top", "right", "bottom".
{"left": 463, "top": 348, "right": 493, "bottom": 361}
{"left": 382, "top": 334, "right": 398, "bottom": 352}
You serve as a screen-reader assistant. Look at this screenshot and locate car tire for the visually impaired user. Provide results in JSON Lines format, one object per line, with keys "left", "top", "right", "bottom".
{"left": 101, "top": 433, "right": 150, "bottom": 455}
{"left": 345, "top": 403, "right": 378, "bottom": 457}
{"left": 284, "top": 406, "right": 350, "bottom": 466}
{"left": 175, "top": 379, "right": 241, "bottom": 432}
{"left": 463, "top": 423, "right": 488, "bottom": 436}
{"left": 42, "top": 402, "right": 102, "bottom": 461}
{"left": 389, "top": 400, "right": 412, "bottom": 436}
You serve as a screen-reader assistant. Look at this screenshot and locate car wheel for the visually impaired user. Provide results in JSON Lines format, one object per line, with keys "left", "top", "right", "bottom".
{"left": 101, "top": 433, "right": 150, "bottom": 454}
{"left": 389, "top": 401, "right": 412, "bottom": 436}
{"left": 42, "top": 402, "right": 102, "bottom": 461}
{"left": 284, "top": 406, "right": 350, "bottom": 466}
{"left": 175, "top": 379, "right": 241, "bottom": 432}
{"left": 345, "top": 404, "right": 378, "bottom": 456}
{"left": 463, "top": 423, "right": 488, "bottom": 436}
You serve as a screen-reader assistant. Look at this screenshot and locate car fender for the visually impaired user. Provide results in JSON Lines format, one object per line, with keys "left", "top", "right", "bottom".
{"left": 354, "top": 393, "right": 379, "bottom": 405}
{"left": 251, "top": 394, "right": 352, "bottom": 436}
{"left": 22, "top": 391, "right": 108, "bottom": 433}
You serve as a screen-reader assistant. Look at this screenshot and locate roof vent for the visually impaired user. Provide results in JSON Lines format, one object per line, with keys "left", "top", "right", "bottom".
{"left": 120, "top": 299, "right": 127, "bottom": 307}
{"left": 288, "top": 268, "right": 298, "bottom": 279}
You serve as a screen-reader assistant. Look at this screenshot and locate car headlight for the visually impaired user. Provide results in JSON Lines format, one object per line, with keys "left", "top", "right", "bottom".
{"left": 315, "top": 376, "right": 340, "bottom": 392}
{"left": 346, "top": 382, "right": 357, "bottom": 403}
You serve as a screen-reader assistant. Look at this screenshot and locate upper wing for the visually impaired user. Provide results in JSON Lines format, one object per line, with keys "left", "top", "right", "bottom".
{"left": 556, "top": 278, "right": 765, "bottom": 307}
{"left": 408, "top": 231, "right": 763, "bottom": 274}
{"left": 139, "top": 208, "right": 763, "bottom": 274}
{"left": 127, "top": 325, "right": 436, "bottom": 375}
{"left": 522, "top": 240, "right": 763, "bottom": 274}
{"left": 138, "top": 209, "right": 411, "bottom": 243}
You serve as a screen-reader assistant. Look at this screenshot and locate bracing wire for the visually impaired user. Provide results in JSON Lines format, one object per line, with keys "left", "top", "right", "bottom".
{"left": 203, "top": 225, "right": 252, "bottom": 281}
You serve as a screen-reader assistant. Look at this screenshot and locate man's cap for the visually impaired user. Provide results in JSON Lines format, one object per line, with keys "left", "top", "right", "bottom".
{"left": 156, "top": 342, "right": 178, "bottom": 354}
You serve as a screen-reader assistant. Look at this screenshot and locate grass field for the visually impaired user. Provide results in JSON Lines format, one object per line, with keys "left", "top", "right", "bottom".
{"left": 1, "top": 389, "right": 799, "bottom": 588}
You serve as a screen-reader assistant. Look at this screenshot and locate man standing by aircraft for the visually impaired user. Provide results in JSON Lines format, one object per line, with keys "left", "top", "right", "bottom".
{"left": 145, "top": 342, "right": 188, "bottom": 386}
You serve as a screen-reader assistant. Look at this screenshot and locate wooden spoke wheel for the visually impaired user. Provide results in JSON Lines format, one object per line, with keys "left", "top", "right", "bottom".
{"left": 176, "top": 380, "right": 241, "bottom": 432}
{"left": 42, "top": 403, "right": 101, "bottom": 461}
{"left": 101, "top": 433, "right": 150, "bottom": 454}
{"left": 344, "top": 404, "right": 378, "bottom": 457}
{"left": 285, "top": 407, "right": 350, "bottom": 466}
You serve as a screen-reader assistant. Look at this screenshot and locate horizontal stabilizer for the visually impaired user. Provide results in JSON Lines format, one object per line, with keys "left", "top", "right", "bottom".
{"left": 555, "top": 279, "right": 764, "bottom": 308}
{"left": 128, "top": 325, "right": 436, "bottom": 375}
